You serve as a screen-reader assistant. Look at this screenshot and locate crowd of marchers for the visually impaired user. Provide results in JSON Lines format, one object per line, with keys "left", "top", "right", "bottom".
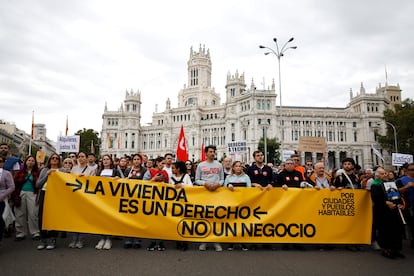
{"left": 1, "top": 142, "right": 413, "bottom": 260}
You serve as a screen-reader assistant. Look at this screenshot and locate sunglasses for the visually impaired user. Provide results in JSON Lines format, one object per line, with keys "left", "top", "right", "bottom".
{"left": 64, "top": 162, "right": 72, "bottom": 164}
{"left": 51, "top": 156, "right": 60, "bottom": 160}
{"left": 69, "top": 155, "right": 76, "bottom": 158}
{"left": 185, "top": 163, "right": 192, "bottom": 165}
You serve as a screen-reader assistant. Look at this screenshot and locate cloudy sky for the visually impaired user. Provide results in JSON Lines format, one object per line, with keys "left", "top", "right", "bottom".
{"left": 1, "top": 0, "right": 413, "bottom": 141}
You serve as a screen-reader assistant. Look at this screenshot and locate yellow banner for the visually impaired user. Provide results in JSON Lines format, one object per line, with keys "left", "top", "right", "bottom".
{"left": 44, "top": 172, "right": 372, "bottom": 244}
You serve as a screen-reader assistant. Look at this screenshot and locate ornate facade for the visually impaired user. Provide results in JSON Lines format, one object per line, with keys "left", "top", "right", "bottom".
{"left": 101, "top": 45, "right": 402, "bottom": 170}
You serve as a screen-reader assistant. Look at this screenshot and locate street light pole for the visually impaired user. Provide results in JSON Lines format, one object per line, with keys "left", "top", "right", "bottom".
{"left": 259, "top": 38, "right": 297, "bottom": 162}
{"left": 385, "top": 122, "right": 398, "bottom": 153}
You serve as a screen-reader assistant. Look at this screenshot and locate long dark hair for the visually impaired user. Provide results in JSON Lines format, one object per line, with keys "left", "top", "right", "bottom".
{"left": 23, "top": 155, "right": 38, "bottom": 173}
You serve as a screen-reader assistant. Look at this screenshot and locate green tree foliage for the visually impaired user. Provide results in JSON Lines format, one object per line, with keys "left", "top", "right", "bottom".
{"left": 75, "top": 128, "right": 100, "bottom": 156}
{"left": 258, "top": 137, "right": 281, "bottom": 165}
{"left": 378, "top": 98, "right": 414, "bottom": 154}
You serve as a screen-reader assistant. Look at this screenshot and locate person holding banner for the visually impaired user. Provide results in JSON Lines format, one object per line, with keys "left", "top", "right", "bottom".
{"left": 371, "top": 167, "right": 405, "bottom": 259}
{"left": 68, "top": 151, "right": 96, "bottom": 249}
{"left": 334, "top": 158, "right": 360, "bottom": 189}
{"left": 170, "top": 160, "right": 193, "bottom": 251}
{"left": 224, "top": 160, "right": 251, "bottom": 251}
{"left": 123, "top": 153, "right": 147, "bottom": 249}
{"left": 195, "top": 145, "right": 224, "bottom": 252}
{"left": 246, "top": 150, "right": 274, "bottom": 191}
{"left": 143, "top": 156, "right": 169, "bottom": 251}
{"left": 36, "top": 153, "right": 63, "bottom": 250}
{"left": 95, "top": 154, "right": 121, "bottom": 250}
{"left": 276, "top": 158, "right": 304, "bottom": 190}
{"left": 306, "top": 162, "right": 334, "bottom": 190}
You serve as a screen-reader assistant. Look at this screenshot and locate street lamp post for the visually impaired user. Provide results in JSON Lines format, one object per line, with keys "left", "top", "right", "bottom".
{"left": 385, "top": 122, "right": 398, "bottom": 153}
{"left": 259, "top": 38, "right": 297, "bottom": 162}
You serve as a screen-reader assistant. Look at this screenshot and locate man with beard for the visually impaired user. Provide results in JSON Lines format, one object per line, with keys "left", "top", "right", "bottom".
{"left": 334, "top": 157, "right": 360, "bottom": 189}
{"left": 195, "top": 145, "right": 224, "bottom": 252}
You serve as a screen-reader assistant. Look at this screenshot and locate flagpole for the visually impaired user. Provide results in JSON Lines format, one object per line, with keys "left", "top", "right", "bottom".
{"left": 29, "top": 110, "right": 34, "bottom": 156}
{"left": 65, "top": 115, "right": 68, "bottom": 136}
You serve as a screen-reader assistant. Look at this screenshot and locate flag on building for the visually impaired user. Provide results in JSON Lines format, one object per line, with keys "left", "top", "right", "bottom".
{"left": 201, "top": 143, "right": 206, "bottom": 161}
{"left": 65, "top": 116, "right": 68, "bottom": 136}
{"left": 31, "top": 111, "right": 34, "bottom": 139}
{"left": 371, "top": 144, "right": 384, "bottom": 162}
{"left": 176, "top": 125, "right": 188, "bottom": 161}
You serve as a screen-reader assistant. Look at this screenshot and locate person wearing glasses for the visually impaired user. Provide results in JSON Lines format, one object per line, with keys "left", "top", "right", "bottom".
{"left": 305, "top": 160, "right": 314, "bottom": 178}
{"left": 36, "top": 153, "right": 63, "bottom": 250}
{"left": 185, "top": 160, "right": 195, "bottom": 183}
{"left": 68, "top": 153, "right": 78, "bottom": 166}
{"left": 62, "top": 158, "right": 74, "bottom": 173}
{"left": 0, "top": 155, "right": 15, "bottom": 246}
{"left": 290, "top": 154, "right": 306, "bottom": 180}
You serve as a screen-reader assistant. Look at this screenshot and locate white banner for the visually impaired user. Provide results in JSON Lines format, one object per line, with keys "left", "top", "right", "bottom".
{"left": 392, "top": 153, "right": 413, "bottom": 167}
{"left": 56, "top": 135, "right": 80, "bottom": 153}
{"left": 227, "top": 141, "right": 247, "bottom": 155}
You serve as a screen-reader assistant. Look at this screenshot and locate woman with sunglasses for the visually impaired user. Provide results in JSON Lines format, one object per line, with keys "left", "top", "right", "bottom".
{"left": 185, "top": 160, "right": 196, "bottom": 183}
{"left": 0, "top": 156, "right": 15, "bottom": 245}
{"left": 36, "top": 153, "right": 63, "bottom": 250}
{"left": 13, "top": 155, "right": 40, "bottom": 241}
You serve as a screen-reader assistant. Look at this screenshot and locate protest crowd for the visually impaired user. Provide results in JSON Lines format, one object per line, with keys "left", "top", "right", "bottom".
{"left": 1, "top": 142, "right": 413, "bottom": 260}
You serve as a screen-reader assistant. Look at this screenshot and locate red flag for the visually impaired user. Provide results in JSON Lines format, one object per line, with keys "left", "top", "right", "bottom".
{"left": 65, "top": 116, "right": 68, "bottom": 136}
{"left": 31, "top": 111, "right": 34, "bottom": 139}
{"left": 201, "top": 143, "right": 206, "bottom": 161}
{"left": 176, "top": 125, "right": 188, "bottom": 161}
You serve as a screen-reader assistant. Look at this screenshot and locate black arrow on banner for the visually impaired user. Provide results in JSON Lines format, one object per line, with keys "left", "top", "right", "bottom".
{"left": 253, "top": 206, "right": 268, "bottom": 220}
{"left": 66, "top": 179, "right": 82, "bottom": 192}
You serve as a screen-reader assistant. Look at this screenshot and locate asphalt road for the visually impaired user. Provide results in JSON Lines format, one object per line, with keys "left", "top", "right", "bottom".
{"left": 0, "top": 235, "right": 413, "bottom": 276}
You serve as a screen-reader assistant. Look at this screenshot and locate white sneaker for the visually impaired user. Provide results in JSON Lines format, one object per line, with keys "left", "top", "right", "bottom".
{"left": 199, "top": 243, "right": 207, "bottom": 251}
{"left": 95, "top": 239, "right": 105, "bottom": 250}
{"left": 46, "top": 239, "right": 56, "bottom": 250}
{"left": 37, "top": 241, "right": 47, "bottom": 250}
{"left": 75, "top": 240, "right": 84, "bottom": 249}
{"left": 103, "top": 239, "right": 112, "bottom": 250}
{"left": 214, "top": 243, "right": 222, "bottom": 252}
{"left": 68, "top": 241, "right": 76, "bottom": 248}
{"left": 372, "top": 241, "right": 381, "bottom": 251}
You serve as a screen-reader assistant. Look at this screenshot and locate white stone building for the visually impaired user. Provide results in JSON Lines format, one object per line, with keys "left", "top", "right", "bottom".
{"left": 100, "top": 45, "right": 402, "bottom": 170}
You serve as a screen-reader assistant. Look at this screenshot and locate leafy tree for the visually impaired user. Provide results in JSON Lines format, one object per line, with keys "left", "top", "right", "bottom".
{"left": 75, "top": 128, "right": 100, "bottom": 156}
{"left": 258, "top": 137, "right": 281, "bottom": 165}
{"left": 378, "top": 98, "right": 414, "bottom": 154}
